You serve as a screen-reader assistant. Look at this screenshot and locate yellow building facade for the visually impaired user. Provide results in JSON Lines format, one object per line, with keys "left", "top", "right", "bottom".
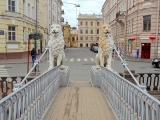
{"left": 62, "top": 22, "right": 71, "bottom": 47}
{"left": 0, "top": 0, "right": 48, "bottom": 59}
{"left": 77, "top": 14, "right": 102, "bottom": 48}
{"left": 70, "top": 29, "right": 78, "bottom": 48}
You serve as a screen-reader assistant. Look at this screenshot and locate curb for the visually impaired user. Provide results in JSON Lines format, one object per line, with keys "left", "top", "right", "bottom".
{"left": 0, "top": 58, "right": 48, "bottom": 65}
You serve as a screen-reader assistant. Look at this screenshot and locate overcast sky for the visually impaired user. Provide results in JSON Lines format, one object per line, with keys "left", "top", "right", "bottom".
{"left": 62, "top": 0, "right": 105, "bottom": 27}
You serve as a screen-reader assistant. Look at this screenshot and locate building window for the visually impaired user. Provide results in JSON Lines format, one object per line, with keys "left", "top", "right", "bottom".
{"left": 28, "top": 3, "right": 30, "bottom": 17}
{"left": 90, "top": 37, "right": 93, "bottom": 40}
{"left": 86, "top": 29, "right": 88, "bottom": 34}
{"left": 80, "top": 21, "right": 83, "bottom": 25}
{"left": 91, "top": 22, "right": 93, "bottom": 26}
{"left": 86, "top": 37, "right": 88, "bottom": 40}
{"left": 97, "top": 29, "right": 99, "bottom": 34}
{"left": 143, "top": 15, "right": 151, "bottom": 31}
{"left": 72, "top": 37, "right": 75, "bottom": 41}
{"left": 80, "top": 36, "right": 83, "bottom": 40}
{"left": 90, "top": 29, "right": 93, "bottom": 34}
{"left": 86, "top": 22, "right": 88, "bottom": 26}
{"left": 8, "top": 26, "right": 16, "bottom": 41}
{"left": 8, "top": 0, "right": 15, "bottom": 12}
{"left": 80, "top": 29, "right": 83, "bottom": 34}
{"left": 97, "top": 22, "right": 100, "bottom": 26}
{"left": 80, "top": 43, "right": 83, "bottom": 47}
{"left": 97, "top": 37, "right": 99, "bottom": 41}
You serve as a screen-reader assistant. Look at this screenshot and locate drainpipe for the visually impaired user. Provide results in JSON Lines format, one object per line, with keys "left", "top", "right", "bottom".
{"left": 155, "top": 0, "right": 160, "bottom": 58}
{"left": 124, "top": 0, "right": 128, "bottom": 54}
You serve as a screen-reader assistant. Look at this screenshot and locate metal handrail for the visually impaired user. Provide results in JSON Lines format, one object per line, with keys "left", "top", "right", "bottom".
{"left": 13, "top": 45, "right": 49, "bottom": 91}
{"left": 106, "top": 31, "right": 146, "bottom": 91}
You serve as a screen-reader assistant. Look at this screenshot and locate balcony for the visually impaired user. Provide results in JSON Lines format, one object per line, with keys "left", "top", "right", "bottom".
{"left": 61, "top": 10, "right": 64, "bottom": 14}
{"left": 61, "top": 17, "right": 64, "bottom": 22}
{"left": 116, "top": 11, "right": 125, "bottom": 23}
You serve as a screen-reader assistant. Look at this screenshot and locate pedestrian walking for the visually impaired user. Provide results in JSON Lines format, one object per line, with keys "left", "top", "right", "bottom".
{"left": 136, "top": 49, "right": 140, "bottom": 59}
{"left": 31, "top": 48, "right": 36, "bottom": 64}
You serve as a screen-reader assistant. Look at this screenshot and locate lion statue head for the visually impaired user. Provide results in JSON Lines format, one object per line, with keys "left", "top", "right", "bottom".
{"left": 98, "top": 24, "right": 114, "bottom": 56}
{"left": 101, "top": 24, "right": 112, "bottom": 34}
{"left": 48, "top": 24, "right": 64, "bottom": 56}
{"left": 50, "top": 24, "right": 63, "bottom": 36}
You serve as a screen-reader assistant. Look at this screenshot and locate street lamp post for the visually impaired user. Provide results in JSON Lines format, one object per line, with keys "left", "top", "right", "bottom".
{"left": 63, "top": 2, "right": 80, "bottom": 27}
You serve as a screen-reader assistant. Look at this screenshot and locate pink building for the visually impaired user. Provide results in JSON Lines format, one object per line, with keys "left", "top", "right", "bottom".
{"left": 102, "top": 0, "right": 160, "bottom": 59}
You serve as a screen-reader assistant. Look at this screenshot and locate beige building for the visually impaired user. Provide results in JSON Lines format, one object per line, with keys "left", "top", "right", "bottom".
{"left": 102, "top": 0, "right": 160, "bottom": 59}
{"left": 0, "top": 0, "right": 63, "bottom": 59}
{"left": 70, "top": 27, "right": 78, "bottom": 48}
{"left": 62, "top": 22, "right": 71, "bottom": 47}
{"left": 77, "top": 14, "right": 102, "bottom": 48}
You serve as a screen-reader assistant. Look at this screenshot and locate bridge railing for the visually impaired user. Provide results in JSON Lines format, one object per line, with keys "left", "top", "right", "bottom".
{"left": 101, "top": 67, "right": 160, "bottom": 120}
{"left": 0, "top": 66, "right": 61, "bottom": 120}
{"left": 107, "top": 32, "right": 146, "bottom": 90}
{"left": 137, "top": 73, "right": 160, "bottom": 91}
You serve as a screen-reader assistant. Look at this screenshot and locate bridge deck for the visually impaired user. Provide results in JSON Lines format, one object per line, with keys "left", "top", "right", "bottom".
{"left": 44, "top": 87, "right": 116, "bottom": 120}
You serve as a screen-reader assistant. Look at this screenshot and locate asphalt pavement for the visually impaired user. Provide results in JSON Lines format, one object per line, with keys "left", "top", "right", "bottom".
{"left": 0, "top": 48, "right": 159, "bottom": 79}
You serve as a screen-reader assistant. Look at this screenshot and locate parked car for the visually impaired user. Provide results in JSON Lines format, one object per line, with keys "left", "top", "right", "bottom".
{"left": 152, "top": 58, "right": 160, "bottom": 68}
{"left": 92, "top": 46, "right": 98, "bottom": 53}
{"left": 90, "top": 43, "right": 98, "bottom": 51}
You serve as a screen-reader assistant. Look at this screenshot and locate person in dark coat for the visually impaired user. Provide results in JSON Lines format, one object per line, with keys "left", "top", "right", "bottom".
{"left": 31, "top": 48, "right": 36, "bottom": 64}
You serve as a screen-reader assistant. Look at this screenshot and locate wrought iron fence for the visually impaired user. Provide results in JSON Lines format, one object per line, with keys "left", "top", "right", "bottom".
{"left": 0, "top": 76, "right": 25, "bottom": 98}
{"left": 137, "top": 73, "right": 160, "bottom": 91}
{"left": 0, "top": 66, "right": 60, "bottom": 120}
{"left": 100, "top": 67, "right": 160, "bottom": 120}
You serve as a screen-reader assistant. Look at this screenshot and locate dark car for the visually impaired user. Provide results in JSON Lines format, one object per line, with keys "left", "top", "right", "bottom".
{"left": 90, "top": 43, "right": 98, "bottom": 51}
{"left": 92, "top": 46, "right": 98, "bottom": 53}
{"left": 152, "top": 58, "right": 160, "bottom": 68}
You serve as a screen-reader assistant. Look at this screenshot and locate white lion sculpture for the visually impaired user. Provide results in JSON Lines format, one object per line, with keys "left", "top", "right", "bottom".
{"left": 48, "top": 24, "right": 66, "bottom": 70}
{"left": 95, "top": 24, "right": 114, "bottom": 71}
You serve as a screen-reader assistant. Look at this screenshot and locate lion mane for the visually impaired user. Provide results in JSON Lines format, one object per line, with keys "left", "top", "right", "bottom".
{"left": 48, "top": 24, "right": 66, "bottom": 70}
{"left": 95, "top": 24, "right": 114, "bottom": 70}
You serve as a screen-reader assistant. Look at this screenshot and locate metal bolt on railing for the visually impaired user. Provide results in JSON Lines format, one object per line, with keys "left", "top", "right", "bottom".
{"left": 13, "top": 45, "right": 49, "bottom": 92}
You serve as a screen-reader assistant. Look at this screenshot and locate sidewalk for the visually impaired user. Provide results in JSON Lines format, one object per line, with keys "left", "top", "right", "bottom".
{"left": 120, "top": 54, "right": 152, "bottom": 63}
{"left": 0, "top": 53, "right": 48, "bottom": 64}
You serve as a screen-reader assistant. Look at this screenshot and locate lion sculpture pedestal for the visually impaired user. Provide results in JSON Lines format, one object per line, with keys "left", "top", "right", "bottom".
{"left": 95, "top": 24, "right": 114, "bottom": 71}
{"left": 48, "top": 24, "right": 66, "bottom": 70}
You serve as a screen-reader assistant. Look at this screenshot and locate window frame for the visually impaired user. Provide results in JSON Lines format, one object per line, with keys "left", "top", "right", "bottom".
{"left": 8, "top": 26, "right": 16, "bottom": 41}
{"left": 90, "top": 28, "right": 93, "bottom": 34}
{"left": 143, "top": 15, "right": 151, "bottom": 31}
{"left": 97, "top": 22, "right": 100, "bottom": 26}
{"left": 8, "top": 0, "right": 16, "bottom": 12}
{"left": 86, "top": 22, "right": 88, "bottom": 26}
{"left": 80, "top": 21, "right": 83, "bottom": 25}
{"left": 80, "top": 36, "right": 83, "bottom": 40}
{"left": 97, "top": 29, "right": 99, "bottom": 34}
{"left": 86, "top": 29, "right": 88, "bottom": 34}
{"left": 80, "top": 29, "right": 83, "bottom": 34}
{"left": 91, "top": 22, "right": 93, "bottom": 26}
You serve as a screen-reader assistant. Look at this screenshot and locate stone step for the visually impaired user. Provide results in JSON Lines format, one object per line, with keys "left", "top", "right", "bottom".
{"left": 69, "top": 81, "right": 92, "bottom": 87}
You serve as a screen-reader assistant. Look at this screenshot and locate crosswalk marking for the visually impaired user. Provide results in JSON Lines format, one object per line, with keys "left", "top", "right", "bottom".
{"left": 84, "top": 58, "right": 87, "bottom": 61}
{"left": 65, "top": 58, "right": 98, "bottom": 62}
{"left": 0, "top": 65, "right": 9, "bottom": 77}
{"left": 90, "top": 58, "right": 94, "bottom": 61}
{"left": 70, "top": 58, "right": 74, "bottom": 62}
{"left": 77, "top": 58, "right": 80, "bottom": 61}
